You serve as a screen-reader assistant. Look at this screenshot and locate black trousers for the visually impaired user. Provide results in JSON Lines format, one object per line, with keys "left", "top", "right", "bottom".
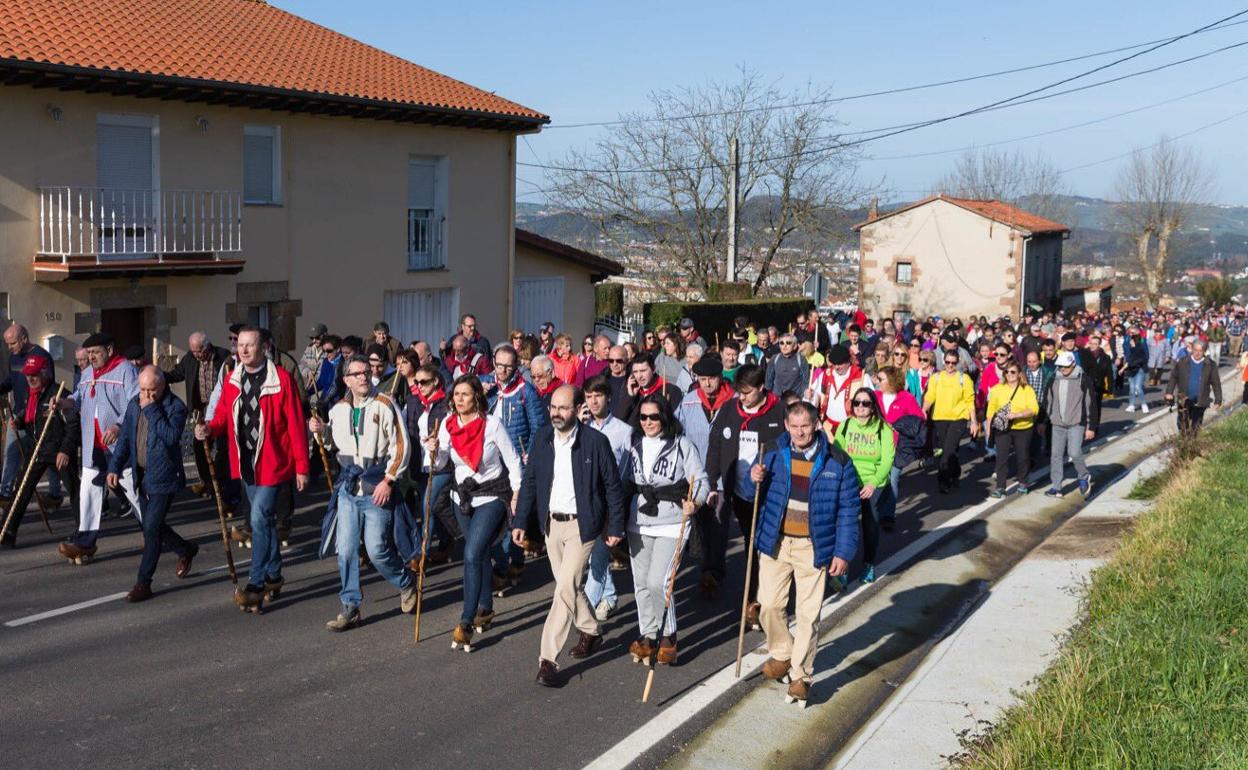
{"left": 1177, "top": 400, "right": 1207, "bottom": 437}
{"left": 932, "top": 420, "right": 965, "bottom": 489}
{"left": 3, "top": 458, "right": 80, "bottom": 543}
{"left": 993, "top": 427, "right": 1034, "bottom": 491}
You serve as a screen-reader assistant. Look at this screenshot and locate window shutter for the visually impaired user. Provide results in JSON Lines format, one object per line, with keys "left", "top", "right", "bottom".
{"left": 408, "top": 162, "right": 435, "bottom": 210}
{"left": 244, "top": 133, "right": 274, "bottom": 203}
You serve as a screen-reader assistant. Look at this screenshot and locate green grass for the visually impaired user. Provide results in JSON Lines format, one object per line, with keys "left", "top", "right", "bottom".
{"left": 959, "top": 408, "right": 1248, "bottom": 770}
{"left": 1125, "top": 472, "right": 1167, "bottom": 501}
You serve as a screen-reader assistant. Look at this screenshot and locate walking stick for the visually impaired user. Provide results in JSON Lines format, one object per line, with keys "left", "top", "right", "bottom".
{"left": 193, "top": 410, "right": 237, "bottom": 584}
{"left": 10, "top": 421, "right": 55, "bottom": 535}
{"left": 414, "top": 418, "right": 441, "bottom": 644}
{"left": 735, "top": 444, "right": 767, "bottom": 679}
{"left": 1, "top": 384, "right": 65, "bottom": 542}
{"left": 642, "top": 476, "right": 696, "bottom": 703}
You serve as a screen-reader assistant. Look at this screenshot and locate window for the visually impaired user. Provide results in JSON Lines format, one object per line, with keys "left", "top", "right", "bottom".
{"left": 244, "top": 125, "right": 281, "bottom": 204}
{"left": 0, "top": 293, "right": 8, "bottom": 324}
{"left": 893, "top": 309, "right": 913, "bottom": 327}
{"left": 408, "top": 158, "right": 445, "bottom": 270}
{"left": 896, "top": 262, "right": 913, "bottom": 284}
{"left": 246, "top": 304, "right": 270, "bottom": 330}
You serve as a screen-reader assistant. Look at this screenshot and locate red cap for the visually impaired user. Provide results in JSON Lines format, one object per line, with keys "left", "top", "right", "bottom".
{"left": 21, "top": 357, "right": 48, "bottom": 377}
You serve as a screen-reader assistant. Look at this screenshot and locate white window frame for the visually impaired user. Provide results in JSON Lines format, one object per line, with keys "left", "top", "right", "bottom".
{"left": 407, "top": 156, "right": 448, "bottom": 271}
{"left": 243, "top": 125, "right": 282, "bottom": 205}
{"left": 896, "top": 261, "right": 913, "bottom": 285}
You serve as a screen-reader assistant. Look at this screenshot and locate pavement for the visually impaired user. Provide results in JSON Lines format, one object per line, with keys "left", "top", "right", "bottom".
{"left": 0, "top": 373, "right": 1230, "bottom": 769}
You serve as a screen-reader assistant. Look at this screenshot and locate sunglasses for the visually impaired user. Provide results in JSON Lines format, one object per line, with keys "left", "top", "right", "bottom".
{"left": 414, "top": 378, "right": 435, "bottom": 386}
{"left": 995, "top": 352, "right": 1010, "bottom": 358}
{"left": 892, "top": 352, "right": 907, "bottom": 358}
{"left": 638, "top": 413, "right": 661, "bottom": 422}
{"left": 909, "top": 343, "right": 920, "bottom": 348}
{"left": 608, "top": 357, "right": 628, "bottom": 364}
{"left": 511, "top": 336, "right": 523, "bottom": 341}
{"left": 344, "top": 370, "right": 369, "bottom": 379}
{"left": 851, "top": 399, "right": 873, "bottom": 408}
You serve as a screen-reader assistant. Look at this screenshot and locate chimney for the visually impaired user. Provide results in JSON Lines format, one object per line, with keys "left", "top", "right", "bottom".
{"left": 867, "top": 197, "right": 879, "bottom": 222}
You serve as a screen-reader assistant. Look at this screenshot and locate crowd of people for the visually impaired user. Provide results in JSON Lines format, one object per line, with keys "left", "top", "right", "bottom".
{"left": 0, "top": 301, "right": 1241, "bottom": 705}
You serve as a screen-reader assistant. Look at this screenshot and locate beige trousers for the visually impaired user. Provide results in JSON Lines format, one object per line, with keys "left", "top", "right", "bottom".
{"left": 757, "top": 535, "right": 827, "bottom": 682}
{"left": 539, "top": 516, "right": 598, "bottom": 665}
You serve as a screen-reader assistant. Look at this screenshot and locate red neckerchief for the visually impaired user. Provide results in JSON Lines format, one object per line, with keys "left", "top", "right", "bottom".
{"left": 737, "top": 391, "right": 779, "bottom": 431}
{"left": 537, "top": 377, "right": 563, "bottom": 398}
{"left": 415, "top": 388, "right": 446, "bottom": 408}
{"left": 25, "top": 382, "right": 45, "bottom": 424}
{"left": 88, "top": 354, "right": 125, "bottom": 398}
{"left": 497, "top": 375, "right": 525, "bottom": 398}
{"left": 639, "top": 377, "right": 667, "bottom": 397}
{"left": 446, "top": 414, "right": 486, "bottom": 472}
{"left": 697, "top": 381, "right": 734, "bottom": 416}
{"left": 823, "top": 365, "right": 860, "bottom": 402}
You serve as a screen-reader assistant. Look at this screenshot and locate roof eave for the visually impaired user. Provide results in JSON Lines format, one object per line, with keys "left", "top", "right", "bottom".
{"left": 515, "top": 228, "right": 624, "bottom": 277}
{"left": 0, "top": 59, "right": 550, "bottom": 131}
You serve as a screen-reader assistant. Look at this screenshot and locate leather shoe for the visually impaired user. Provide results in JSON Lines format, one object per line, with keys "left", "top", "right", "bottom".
{"left": 569, "top": 632, "right": 602, "bottom": 659}
{"left": 175, "top": 544, "right": 199, "bottom": 579}
{"left": 535, "top": 658, "right": 560, "bottom": 687}
{"left": 126, "top": 582, "right": 153, "bottom": 603}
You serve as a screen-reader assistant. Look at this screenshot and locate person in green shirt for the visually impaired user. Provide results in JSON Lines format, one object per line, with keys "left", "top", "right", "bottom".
{"left": 721, "top": 339, "right": 741, "bottom": 383}
{"left": 833, "top": 387, "right": 896, "bottom": 585}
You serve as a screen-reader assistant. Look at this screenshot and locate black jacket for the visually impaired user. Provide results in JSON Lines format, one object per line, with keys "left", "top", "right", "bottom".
{"left": 514, "top": 424, "right": 628, "bottom": 544}
{"left": 1077, "top": 349, "right": 1114, "bottom": 395}
{"left": 614, "top": 382, "right": 684, "bottom": 427}
{"left": 705, "top": 395, "right": 787, "bottom": 498}
{"left": 1165, "top": 356, "right": 1224, "bottom": 408}
{"left": 12, "top": 381, "right": 79, "bottom": 463}
{"left": 405, "top": 396, "right": 451, "bottom": 481}
{"left": 165, "top": 345, "right": 230, "bottom": 411}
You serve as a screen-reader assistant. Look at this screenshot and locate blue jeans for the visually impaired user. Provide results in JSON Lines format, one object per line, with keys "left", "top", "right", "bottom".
{"left": 243, "top": 483, "right": 282, "bottom": 588}
{"left": 876, "top": 466, "right": 901, "bottom": 522}
{"left": 335, "top": 491, "right": 411, "bottom": 610}
{"left": 454, "top": 499, "right": 507, "bottom": 624}
{"left": 137, "top": 492, "right": 194, "bottom": 584}
{"left": 1127, "top": 369, "right": 1147, "bottom": 409}
{"left": 584, "top": 539, "right": 618, "bottom": 609}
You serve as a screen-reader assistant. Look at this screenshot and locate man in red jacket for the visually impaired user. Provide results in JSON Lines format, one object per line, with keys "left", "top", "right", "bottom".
{"left": 196, "top": 326, "right": 308, "bottom": 613}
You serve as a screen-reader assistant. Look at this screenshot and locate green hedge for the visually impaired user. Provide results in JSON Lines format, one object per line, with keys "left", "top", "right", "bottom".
{"left": 595, "top": 283, "right": 624, "bottom": 317}
{"left": 644, "top": 297, "right": 814, "bottom": 338}
{"left": 706, "top": 281, "right": 753, "bottom": 302}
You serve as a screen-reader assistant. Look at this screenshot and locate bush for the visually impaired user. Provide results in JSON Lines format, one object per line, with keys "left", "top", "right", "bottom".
{"left": 595, "top": 283, "right": 624, "bottom": 317}
{"left": 1195, "top": 277, "right": 1237, "bottom": 308}
{"left": 706, "top": 281, "right": 753, "bottom": 302}
{"left": 643, "top": 297, "right": 814, "bottom": 338}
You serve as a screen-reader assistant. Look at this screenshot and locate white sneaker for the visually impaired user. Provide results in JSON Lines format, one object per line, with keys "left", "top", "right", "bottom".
{"left": 1142, "top": 404, "right": 1150, "bottom": 413}
{"left": 594, "top": 599, "right": 613, "bottom": 622}
{"left": 1124, "top": 405, "right": 1136, "bottom": 413}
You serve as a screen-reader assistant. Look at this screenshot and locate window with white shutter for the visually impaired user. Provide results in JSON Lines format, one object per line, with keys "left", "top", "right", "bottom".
{"left": 407, "top": 158, "right": 445, "bottom": 270}
{"left": 244, "top": 125, "right": 281, "bottom": 204}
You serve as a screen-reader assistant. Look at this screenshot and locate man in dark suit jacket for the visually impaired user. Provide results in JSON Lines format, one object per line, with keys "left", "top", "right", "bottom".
{"left": 514, "top": 384, "right": 626, "bottom": 687}
{"left": 164, "top": 331, "right": 231, "bottom": 501}
{"left": 108, "top": 366, "right": 195, "bottom": 603}
{"left": 1165, "top": 339, "right": 1223, "bottom": 436}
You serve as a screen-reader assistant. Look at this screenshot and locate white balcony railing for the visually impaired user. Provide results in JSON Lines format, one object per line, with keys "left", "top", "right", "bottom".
{"left": 407, "top": 208, "right": 445, "bottom": 270}
{"left": 38, "top": 187, "right": 242, "bottom": 261}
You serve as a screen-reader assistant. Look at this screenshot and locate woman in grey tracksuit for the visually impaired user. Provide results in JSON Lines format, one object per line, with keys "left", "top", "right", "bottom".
{"left": 621, "top": 395, "right": 709, "bottom": 665}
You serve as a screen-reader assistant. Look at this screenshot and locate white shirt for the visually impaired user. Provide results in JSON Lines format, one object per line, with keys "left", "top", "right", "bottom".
{"left": 637, "top": 435, "right": 682, "bottom": 539}
{"left": 589, "top": 413, "right": 633, "bottom": 471}
{"left": 549, "top": 425, "right": 579, "bottom": 514}
{"left": 435, "top": 415, "right": 522, "bottom": 507}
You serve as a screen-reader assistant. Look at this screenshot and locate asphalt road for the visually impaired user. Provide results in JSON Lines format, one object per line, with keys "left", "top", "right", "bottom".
{"left": 0, "top": 377, "right": 1204, "bottom": 769}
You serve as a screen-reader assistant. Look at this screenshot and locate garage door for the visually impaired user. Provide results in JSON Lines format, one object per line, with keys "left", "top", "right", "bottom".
{"left": 513, "top": 277, "right": 563, "bottom": 336}
{"left": 384, "top": 288, "right": 458, "bottom": 349}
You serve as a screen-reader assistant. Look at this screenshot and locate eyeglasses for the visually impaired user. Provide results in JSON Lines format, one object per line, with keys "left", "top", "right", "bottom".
{"left": 638, "top": 413, "right": 661, "bottom": 422}
{"left": 344, "top": 370, "right": 369, "bottom": 379}
{"left": 608, "top": 357, "right": 627, "bottom": 364}
{"left": 995, "top": 352, "right": 1010, "bottom": 358}
{"left": 1005, "top": 370, "right": 1020, "bottom": 376}
{"left": 892, "top": 352, "right": 907, "bottom": 358}
{"left": 414, "top": 378, "right": 435, "bottom": 386}
{"left": 945, "top": 360, "right": 959, "bottom": 366}
{"left": 909, "top": 342, "right": 920, "bottom": 348}
{"left": 851, "top": 400, "right": 873, "bottom": 408}
{"left": 779, "top": 341, "right": 795, "bottom": 346}
{"left": 511, "top": 335, "right": 523, "bottom": 341}
{"left": 494, "top": 363, "right": 516, "bottom": 371}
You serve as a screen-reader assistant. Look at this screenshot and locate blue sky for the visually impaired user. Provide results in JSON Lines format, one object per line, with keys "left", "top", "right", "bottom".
{"left": 280, "top": 1, "right": 1248, "bottom": 204}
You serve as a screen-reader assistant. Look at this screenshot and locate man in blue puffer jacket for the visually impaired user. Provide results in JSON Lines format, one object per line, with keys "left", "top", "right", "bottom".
{"left": 748, "top": 400, "right": 860, "bottom": 707}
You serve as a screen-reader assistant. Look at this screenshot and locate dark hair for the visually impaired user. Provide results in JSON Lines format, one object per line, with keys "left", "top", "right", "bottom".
{"left": 365, "top": 343, "right": 388, "bottom": 361}
{"left": 583, "top": 374, "right": 611, "bottom": 397}
{"left": 343, "top": 354, "right": 370, "bottom": 376}
{"left": 786, "top": 400, "right": 819, "bottom": 424}
{"left": 630, "top": 351, "right": 656, "bottom": 373}
{"left": 342, "top": 335, "right": 364, "bottom": 351}
{"left": 395, "top": 349, "right": 419, "bottom": 369}
{"left": 636, "top": 394, "right": 678, "bottom": 439}
{"left": 721, "top": 339, "right": 741, "bottom": 353}
{"left": 451, "top": 374, "right": 489, "bottom": 416}
{"left": 373, "top": 321, "right": 390, "bottom": 334}
{"left": 322, "top": 334, "right": 342, "bottom": 348}
{"left": 848, "top": 386, "right": 883, "bottom": 426}
{"left": 734, "top": 363, "right": 765, "bottom": 390}
{"left": 415, "top": 362, "right": 444, "bottom": 387}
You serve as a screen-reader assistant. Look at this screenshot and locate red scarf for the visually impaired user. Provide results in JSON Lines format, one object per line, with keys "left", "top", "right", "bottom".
{"left": 537, "top": 377, "right": 563, "bottom": 398}
{"left": 496, "top": 375, "right": 525, "bottom": 398}
{"left": 414, "top": 387, "right": 446, "bottom": 408}
{"left": 697, "top": 381, "right": 734, "bottom": 415}
{"left": 446, "top": 413, "right": 485, "bottom": 472}
{"left": 25, "top": 382, "right": 45, "bottom": 424}
{"left": 639, "top": 377, "right": 668, "bottom": 398}
{"left": 88, "top": 353, "right": 125, "bottom": 398}
{"left": 737, "top": 391, "right": 779, "bottom": 431}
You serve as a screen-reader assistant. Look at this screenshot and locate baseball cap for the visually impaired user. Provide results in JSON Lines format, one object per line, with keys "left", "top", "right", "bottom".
{"left": 678, "top": 317, "right": 695, "bottom": 330}
{"left": 309, "top": 323, "right": 328, "bottom": 339}
{"left": 1055, "top": 351, "right": 1077, "bottom": 367}
{"left": 21, "top": 357, "right": 48, "bottom": 376}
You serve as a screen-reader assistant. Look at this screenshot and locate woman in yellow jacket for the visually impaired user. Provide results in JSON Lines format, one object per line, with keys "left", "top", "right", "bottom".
{"left": 923, "top": 349, "right": 979, "bottom": 494}
{"left": 985, "top": 362, "right": 1040, "bottom": 498}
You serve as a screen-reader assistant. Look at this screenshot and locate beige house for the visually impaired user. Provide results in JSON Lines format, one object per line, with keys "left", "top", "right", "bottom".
{"left": 0, "top": 0, "right": 548, "bottom": 380}
{"left": 514, "top": 229, "right": 622, "bottom": 337}
{"left": 854, "top": 196, "right": 1069, "bottom": 323}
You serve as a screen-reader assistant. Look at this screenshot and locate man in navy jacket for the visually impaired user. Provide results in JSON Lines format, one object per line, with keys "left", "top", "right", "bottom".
{"left": 749, "top": 400, "right": 860, "bottom": 707}
{"left": 513, "top": 384, "right": 626, "bottom": 687}
{"left": 108, "top": 366, "right": 196, "bottom": 602}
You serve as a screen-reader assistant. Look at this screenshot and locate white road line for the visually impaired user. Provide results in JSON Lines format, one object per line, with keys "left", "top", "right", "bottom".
{"left": 5, "top": 593, "right": 128, "bottom": 627}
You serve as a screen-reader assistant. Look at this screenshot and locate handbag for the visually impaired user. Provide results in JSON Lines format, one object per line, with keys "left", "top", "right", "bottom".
{"left": 991, "top": 384, "right": 1020, "bottom": 433}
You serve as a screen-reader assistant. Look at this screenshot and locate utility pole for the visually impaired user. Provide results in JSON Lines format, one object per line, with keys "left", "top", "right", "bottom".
{"left": 726, "top": 135, "right": 739, "bottom": 283}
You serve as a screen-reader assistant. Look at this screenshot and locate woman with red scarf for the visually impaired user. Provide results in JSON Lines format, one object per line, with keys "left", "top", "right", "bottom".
{"left": 426, "top": 375, "right": 522, "bottom": 652}
{"left": 703, "top": 364, "right": 787, "bottom": 616}
{"left": 550, "top": 333, "right": 580, "bottom": 386}
{"left": 402, "top": 358, "right": 457, "bottom": 565}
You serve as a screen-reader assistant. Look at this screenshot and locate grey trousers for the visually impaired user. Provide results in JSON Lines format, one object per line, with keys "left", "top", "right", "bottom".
{"left": 628, "top": 531, "right": 682, "bottom": 639}
{"left": 1049, "top": 424, "right": 1089, "bottom": 489}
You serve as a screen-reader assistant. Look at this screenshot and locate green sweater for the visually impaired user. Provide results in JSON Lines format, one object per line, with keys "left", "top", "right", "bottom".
{"left": 834, "top": 418, "right": 896, "bottom": 489}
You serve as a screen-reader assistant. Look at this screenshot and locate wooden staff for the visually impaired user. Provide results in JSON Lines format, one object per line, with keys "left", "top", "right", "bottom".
{"left": 1, "top": 384, "right": 65, "bottom": 542}
{"left": 193, "top": 409, "right": 237, "bottom": 584}
{"left": 735, "top": 444, "right": 767, "bottom": 678}
{"left": 414, "top": 417, "right": 442, "bottom": 644}
{"left": 642, "top": 476, "right": 696, "bottom": 703}
{"left": 10, "top": 421, "right": 55, "bottom": 536}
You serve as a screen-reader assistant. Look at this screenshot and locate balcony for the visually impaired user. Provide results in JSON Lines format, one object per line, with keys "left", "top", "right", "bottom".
{"left": 35, "top": 187, "right": 245, "bottom": 281}
{"left": 407, "top": 208, "right": 445, "bottom": 271}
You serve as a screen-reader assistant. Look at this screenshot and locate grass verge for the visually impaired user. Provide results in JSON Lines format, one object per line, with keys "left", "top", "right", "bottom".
{"left": 958, "top": 407, "right": 1248, "bottom": 769}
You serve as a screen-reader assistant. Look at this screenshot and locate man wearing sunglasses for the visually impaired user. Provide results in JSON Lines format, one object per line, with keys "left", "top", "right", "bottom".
{"left": 604, "top": 345, "right": 631, "bottom": 412}
{"left": 764, "top": 334, "right": 810, "bottom": 397}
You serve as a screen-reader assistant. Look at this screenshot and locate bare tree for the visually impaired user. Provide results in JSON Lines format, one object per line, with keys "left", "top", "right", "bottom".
{"left": 1113, "top": 138, "right": 1214, "bottom": 309}
{"left": 547, "top": 69, "right": 869, "bottom": 297}
{"left": 933, "top": 148, "right": 1070, "bottom": 223}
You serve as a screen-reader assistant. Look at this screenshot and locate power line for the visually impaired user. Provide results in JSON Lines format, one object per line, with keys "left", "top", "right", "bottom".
{"left": 538, "top": 17, "right": 1248, "bottom": 130}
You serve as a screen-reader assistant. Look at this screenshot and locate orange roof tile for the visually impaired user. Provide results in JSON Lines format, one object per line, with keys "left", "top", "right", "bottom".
{"left": 0, "top": 0, "right": 547, "bottom": 124}
{"left": 854, "top": 195, "right": 1070, "bottom": 235}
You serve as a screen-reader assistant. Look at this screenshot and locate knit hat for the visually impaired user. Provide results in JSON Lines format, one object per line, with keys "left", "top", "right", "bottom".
{"left": 828, "top": 345, "right": 851, "bottom": 365}
{"left": 692, "top": 355, "right": 723, "bottom": 377}
{"left": 82, "top": 332, "right": 114, "bottom": 348}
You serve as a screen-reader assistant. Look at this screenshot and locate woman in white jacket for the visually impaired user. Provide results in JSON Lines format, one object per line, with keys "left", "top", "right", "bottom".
{"left": 426, "top": 375, "right": 521, "bottom": 652}
{"left": 622, "top": 394, "right": 708, "bottom": 666}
